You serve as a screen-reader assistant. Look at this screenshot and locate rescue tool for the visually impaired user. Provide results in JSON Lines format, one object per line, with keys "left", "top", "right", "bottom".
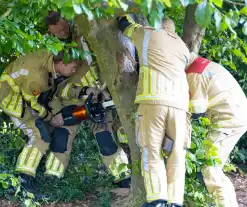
{"left": 61, "top": 93, "right": 115, "bottom": 125}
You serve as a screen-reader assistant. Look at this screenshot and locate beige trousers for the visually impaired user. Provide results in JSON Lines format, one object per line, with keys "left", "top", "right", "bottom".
{"left": 203, "top": 128, "right": 247, "bottom": 207}
{"left": 136, "top": 104, "right": 191, "bottom": 204}
{"left": 91, "top": 110, "right": 130, "bottom": 182}
{"left": 13, "top": 107, "right": 77, "bottom": 178}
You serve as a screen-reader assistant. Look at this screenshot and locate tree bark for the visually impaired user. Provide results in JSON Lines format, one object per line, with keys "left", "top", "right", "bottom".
{"left": 182, "top": 4, "right": 205, "bottom": 54}
{"left": 75, "top": 15, "right": 145, "bottom": 206}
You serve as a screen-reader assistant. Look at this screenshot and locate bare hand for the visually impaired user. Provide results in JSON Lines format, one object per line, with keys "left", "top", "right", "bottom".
{"left": 50, "top": 114, "right": 64, "bottom": 127}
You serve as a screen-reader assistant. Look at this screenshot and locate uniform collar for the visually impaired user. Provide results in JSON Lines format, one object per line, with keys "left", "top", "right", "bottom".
{"left": 186, "top": 52, "right": 198, "bottom": 70}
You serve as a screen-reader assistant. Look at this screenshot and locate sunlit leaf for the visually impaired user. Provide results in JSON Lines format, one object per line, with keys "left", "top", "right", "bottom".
{"left": 213, "top": 0, "right": 223, "bottom": 8}
{"left": 195, "top": 1, "right": 214, "bottom": 28}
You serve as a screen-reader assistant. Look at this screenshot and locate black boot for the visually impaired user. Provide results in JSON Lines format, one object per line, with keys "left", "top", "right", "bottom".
{"left": 20, "top": 174, "right": 45, "bottom": 200}
{"left": 141, "top": 199, "right": 168, "bottom": 207}
{"left": 168, "top": 203, "right": 183, "bottom": 207}
{"left": 114, "top": 177, "right": 131, "bottom": 188}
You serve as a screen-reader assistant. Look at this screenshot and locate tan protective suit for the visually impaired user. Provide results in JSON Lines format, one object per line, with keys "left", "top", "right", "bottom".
{"left": 187, "top": 53, "right": 247, "bottom": 207}
{"left": 121, "top": 17, "right": 191, "bottom": 204}
{"left": 0, "top": 50, "right": 76, "bottom": 178}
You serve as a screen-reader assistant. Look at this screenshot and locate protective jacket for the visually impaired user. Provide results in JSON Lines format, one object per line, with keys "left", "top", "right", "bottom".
{"left": 56, "top": 60, "right": 99, "bottom": 105}
{"left": 186, "top": 53, "right": 247, "bottom": 133}
{"left": 118, "top": 16, "right": 190, "bottom": 111}
{"left": 0, "top": 49, "right": 56, "bottom": 120}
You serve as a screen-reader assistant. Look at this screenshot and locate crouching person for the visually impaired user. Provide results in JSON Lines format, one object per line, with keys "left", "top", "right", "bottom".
{"left": 186, "top": 53, "right": 247, "bottom": 207}
{"left": 0, "top": 49, "right": 78, "bottom": 195}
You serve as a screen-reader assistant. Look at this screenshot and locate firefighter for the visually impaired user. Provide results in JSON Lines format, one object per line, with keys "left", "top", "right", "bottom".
{"left": 0, "top": 49, "right": 78, "bottom": 192}
{"left": 186, "top": 52, "right": 247, "bottom": 207}
{"left": 118, "top": 16, "right": 191, "bottom": 207}
{"left": 44, "top": 11, "right": 131, "bottom": 187}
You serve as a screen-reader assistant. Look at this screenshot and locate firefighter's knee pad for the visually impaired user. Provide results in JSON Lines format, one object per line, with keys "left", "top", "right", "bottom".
{"left": 35, "top": 118, "right": 52, "bottom": 143}
{"left": 95, "top": 131, "right": 118, "bottom": 156}
{"left": 50, "top": 128, "right": 69, "bottom": 153}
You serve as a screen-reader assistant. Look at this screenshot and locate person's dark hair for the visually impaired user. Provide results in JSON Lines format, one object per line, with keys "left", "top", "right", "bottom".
{"left": 53, "top": 51, "right": 65, "bottom": 63}
{"left": 44, "top": 11, "right": 61, "bottom": 26}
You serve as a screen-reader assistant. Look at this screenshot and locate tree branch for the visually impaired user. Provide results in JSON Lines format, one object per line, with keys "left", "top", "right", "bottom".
{"left": 224, "top": 0, "right": 245, "bottom": 6}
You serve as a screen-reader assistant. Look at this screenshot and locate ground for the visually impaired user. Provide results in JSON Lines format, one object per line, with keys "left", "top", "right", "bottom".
{"left": 230, "top": 170, "right": 247, "bottom": 207}
{"left": 1, "top": 172, "right": 246, "bottom": 207}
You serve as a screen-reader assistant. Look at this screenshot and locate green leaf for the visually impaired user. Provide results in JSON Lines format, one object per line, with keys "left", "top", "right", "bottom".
{"left": 196, "top": 149, "right": 205, "bottom": 159}
{"left": 149, "top": 10, "right": 163, "bottom": 30}
{"left": 61, "top": 6, "right": 76, "bottom": 20}
{"left": 213, "top": 0, "right": 223, "bottom": 8}
{"left": 214, "top": 10, "right": 222, "bottom": 32}
{"left": 10, "top": 177, "right": 18, "bottom": 187}
{"left": 81, "top": 4, "right": 94, "bottom": 21}
{"left": 190, "top": 142, "right": 197, "bottom": 149}
{"left": 63, "top": 50, "right": 70, "bottom": 63}
{"left": 195, "top": 1, "right": 214, "bottom": 28}
{"left": 240, "top": 7, "right": 247, "bottom": 16}
{"left": 118, "top": 0, "right": 129, "bottom": 11}
{"left": 0, "top": 174, "right": 9, "bottom": 180}
{"left": 117, "top": 163, "right": 128, "bottom": 172}
{"left": 163, "top": 0, "right": 171, "bottom": 7}
{"left": 227, "top": 10, "right": 239, "bottom": 28}
{"left": 180, "top": 0, "right": 190, "bottom": 7}
{"left": 3, "top": 40, "right": 12, "bottom": 54}
{"left": 15, "top": 186, "right": 21, "bottom": 196}
{"left": 159, "top": 0, "right": 172, "bottom": 7}
{"left": 1, "top": 181, "right": 8, "bottom": 189}
{"left": 52, "top": 0, "right": 67, "bottom": 8}
{"left": 203, "top": 139, "right": 213, "bottom": 146}
{"left": 50, "top": 47, "right": 58, "bottom": 55}
{"left": 72, "top": 0, "right": 82, "bottom": 14}
{"left": 24, "top": 199, "right": 31, "bottom": 207}
{"left": 243, "top": 21, "right": 247, "bottom": 35}
{"left": 27, "top": 192, "right": 35, "bottom": 199}
{"left": 188, "top": 152, "right": 197, "bottom": 162}
{"left": 220, "top": 18, "right": 229, "bottom": 31}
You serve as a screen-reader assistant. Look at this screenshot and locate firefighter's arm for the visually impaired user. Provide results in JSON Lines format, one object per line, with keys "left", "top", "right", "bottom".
{"left": 187, "top": 74, "right": 208, "bottom": 119}
{"left": 56, "top": 81, "right": 88, "bottom": 102}
{"left": 22, "top": 79, "right": 52, "bottom": 121}
{"left": 118, "top": 15, "right": 144, "bottom": 41}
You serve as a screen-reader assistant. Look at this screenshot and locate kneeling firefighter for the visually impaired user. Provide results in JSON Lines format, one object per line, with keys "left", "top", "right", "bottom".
{"left": 186, "top": 53, "right": 247, "bottom": 207}
{"left": 45, "top": 11, "right": 131, "bottom": 187}
{"left": 0, "top": 49, "right": 78, "bottom": 195}
{"left": 51, "top": 60, "right": 131, "bottom": 187}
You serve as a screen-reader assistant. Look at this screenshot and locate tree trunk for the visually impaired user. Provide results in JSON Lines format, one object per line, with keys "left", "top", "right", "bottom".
{"left": 182, "top": 4, "right": 205, "bottom": 54}
{"left": 75, "top": 15, "right": 145, "bottom": 206}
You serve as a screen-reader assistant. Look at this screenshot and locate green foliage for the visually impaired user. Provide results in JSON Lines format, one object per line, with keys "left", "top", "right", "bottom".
{"left": 231, "top": 146, "right": 247, "bottom": 164}
{"left": 184, "top": 117, "right": 219, "bottom": 206}
{"left": 0, "top": 116, "right": 113, "bottom": 206}
{"left": 195, "top": 1, "right": 214, "bottom": 28}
